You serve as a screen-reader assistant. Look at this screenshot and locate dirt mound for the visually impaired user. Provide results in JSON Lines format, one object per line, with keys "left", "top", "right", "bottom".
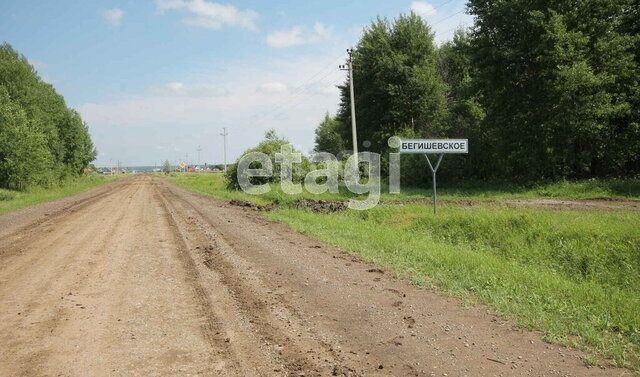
{"left": 291, "top": 198, "right": 347, "bottom": 213}
{"left": 230, "top": 198, "right": 347, "bottom": 213}
{"left": 229, "top": 200, "right": 273, "bottom": 211}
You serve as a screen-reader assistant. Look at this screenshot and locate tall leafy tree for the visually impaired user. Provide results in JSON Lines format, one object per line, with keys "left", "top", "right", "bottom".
{"left": 313, "top": 112, "right": 344, "bottom": 155}
{"left": 58, "top": 110, "right": 96, "bottom": 175}
{"left": 0, "top": 87, "right": 53, "bottom": 189}
{"left": 336, "top": 12, "right": 449, "bottom": 154}
{"left": 0, "top": 43, "right": 97, "bottom": 189}
{"left": 469, "top": 0, "right": 640, "bottom": 178}
{"left": 437, "top": 29, "right": 488, "bottom": 178}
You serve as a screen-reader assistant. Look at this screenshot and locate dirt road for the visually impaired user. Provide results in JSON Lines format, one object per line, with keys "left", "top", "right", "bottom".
{"left": 0, "top": 175, "right": 632, "bottom": 376}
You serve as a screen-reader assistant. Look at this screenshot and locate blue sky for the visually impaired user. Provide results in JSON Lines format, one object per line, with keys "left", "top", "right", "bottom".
{"left": 0, "top": 0, "right": 471, "bottom": 167}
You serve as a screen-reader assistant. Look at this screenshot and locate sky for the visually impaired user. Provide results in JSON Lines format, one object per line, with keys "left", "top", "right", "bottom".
{"left": 0, "top": 0, "right": 472, "bottom": 167}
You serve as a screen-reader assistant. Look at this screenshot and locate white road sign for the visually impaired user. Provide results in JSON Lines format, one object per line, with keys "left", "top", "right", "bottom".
{"left": 399, "top": 139, "right": 468, "bottom": 154}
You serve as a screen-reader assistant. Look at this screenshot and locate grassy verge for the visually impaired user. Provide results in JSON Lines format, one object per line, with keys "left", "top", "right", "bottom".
{"left": 167, "top": 172, "right": 640, "bottom": 370}
{"left": 0, "top": 174, "right": 122, "bottom": 215}
{"left": 265, "top": 205, "right": 639, "bottom": 370}
{"left": 165, "top": 172, "right": 640, "bottom": 204}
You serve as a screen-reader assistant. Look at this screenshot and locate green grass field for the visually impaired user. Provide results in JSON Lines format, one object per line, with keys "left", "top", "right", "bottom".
{"left": 0, "top": 174, "right": 122, "bottom": 215}
{"left": 166, "top": 172, "right": 640, "bottom": 204}
{"left": 167, "top": 172, "right": 640, "bottom": 370}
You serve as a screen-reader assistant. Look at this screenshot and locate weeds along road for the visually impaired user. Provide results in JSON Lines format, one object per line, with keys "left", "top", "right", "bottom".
{"left": 0, "top": 175, "right": 632, "bottom": 377}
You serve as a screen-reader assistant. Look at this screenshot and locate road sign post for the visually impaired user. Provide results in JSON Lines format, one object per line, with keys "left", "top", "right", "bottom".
{"left": 396, "top": 138, "right": 468, "bottom": 215}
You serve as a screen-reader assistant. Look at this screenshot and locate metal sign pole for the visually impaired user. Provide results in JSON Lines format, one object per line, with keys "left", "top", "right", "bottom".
{"left": 424, "top": 154, "right": 444, "bottom": 215}
{"left": 392, "top": 137, "right": 467, "bottom": 215}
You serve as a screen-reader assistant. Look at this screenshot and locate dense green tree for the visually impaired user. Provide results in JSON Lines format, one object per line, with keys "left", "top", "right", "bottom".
{"left": 335, "top": 12, "right": 449, "bottom": 154}
{"left": 58, "top": 110, "right": 97, "bottom": 176}
{"left": 0, "top": 42, "right": 96, "bottom": 189}
{"left": 0, "top": 88, "right": 53, "bottom": 189}
{"left": 313, "top": 112, "right": 344, "bottom": 155}
{"left": 437, "top": 29, "right": 488, "bottom": 178}
{"left": 468, "top": 0, "right": 640, "bottom": 179}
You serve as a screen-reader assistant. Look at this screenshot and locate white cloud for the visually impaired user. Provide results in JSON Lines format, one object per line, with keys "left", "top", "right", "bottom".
{"left": 266, "top": 27, "right": 305, "bottom": 48}
{"left": 156, "top": 0, "right": 258, "bottom": 31}
{"left": 103, "top": 8, "right": 125, "bottom": 26}
{"left": 266, "top": 22, "right": 333, "bottom": 48}
{"left": 148, "top": 82, "right": 228, "bottom": 97}
{"left": 79, "top": 52, "right": 346, "bottom": 166}
{"left": 312, "top": 22, "right": 332, "bottom": 40}
{"left": 410, "top": 1, "right": 437, "bottom": 18}
{"left": 166, "top": 82, "right": 185, "bottom": 91}
{"left": 308, "top": 83, "right": 339, "bottom": 96}
{"left": 257, "top": 82, "right": 287, "bottom": 93}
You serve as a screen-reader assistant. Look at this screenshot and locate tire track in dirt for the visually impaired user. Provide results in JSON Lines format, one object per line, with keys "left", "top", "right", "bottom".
{"left": 0, "top": 180, "right": 141, "bottom": 376}
{"left": 156, "top": 184, "right": 299, "bottom": 376}
{"left": 0, "top": 176, "right": 240, "bottom": 376}
{"left": 0, "top": 179, "right": 138, "bottom": 292}
{"left": 154, "top": 187, "right": 244, "bottom": 376}
{"left": 156, "top": 182, "right": 364, "bottom": 376}
{"left": 156, "top": 175, "right": 635, "bottom": 377}
{"left": 0, "top": 174, "right": 635, "bottom": 377}
{"left": 0, "top": 177, "right": 131, "bottom": 251}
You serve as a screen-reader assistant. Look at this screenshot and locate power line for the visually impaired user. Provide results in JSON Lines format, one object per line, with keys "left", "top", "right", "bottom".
{"left": 243, "top": 52, "right": 347, "bottom": 126}
{"left": 248, "top": 12, "right": 466, "bottom": 130}
{"left": 250, "top": 68, "right": 343, "bottom": 130}
{"left": 438, "top": 23, "right": 472, "bottom": 39}
{"left": 429, "top": 0, "right": 458, "bottom": 12}
{"left": 264, "top": 75, "right": 344, "bottom": 126}
{"left": 431, "top": 9, "right": 466, "bottom": 27}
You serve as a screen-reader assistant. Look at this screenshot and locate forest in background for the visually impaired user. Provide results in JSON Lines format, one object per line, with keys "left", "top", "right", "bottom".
{"left": 314, "top": 0, "right": 639, "bottom": 185}
{"left": 0, "top": 43, "right": 96, "bottom": 190}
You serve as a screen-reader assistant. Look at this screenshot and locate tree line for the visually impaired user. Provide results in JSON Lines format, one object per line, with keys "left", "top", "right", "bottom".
{"left": 315, "top": 0, "right": 639, "bottom": 184}
{"left": 0, "top": 43, "right": 96, "bottom": 190}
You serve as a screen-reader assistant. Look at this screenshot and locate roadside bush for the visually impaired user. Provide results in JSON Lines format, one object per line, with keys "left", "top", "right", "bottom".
{"left": 226, "top": 130, "right": 313, "bottom": 190}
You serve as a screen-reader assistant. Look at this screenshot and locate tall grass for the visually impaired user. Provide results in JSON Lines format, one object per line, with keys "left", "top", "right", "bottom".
{"left": 167, "top": 173, "right": 640, "bottom": 203}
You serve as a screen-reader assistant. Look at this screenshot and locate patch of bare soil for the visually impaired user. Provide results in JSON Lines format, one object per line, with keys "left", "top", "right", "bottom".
{"left": 229, "top": 199, "right": 274, "bottom": 211}
{"left": 380, "top": 197, "right": 639, "bottom": 210}
{"left": 0, "top": 174, "right": 634, "bottom": 376}
{"left": 508, "top": 198, "right": 640, "bottom": 210}
{"left": 230, "top": 198, "right": 348, "bottom": 213}
{"left": 291, "top": 198, "right": 348, "bottom": 213}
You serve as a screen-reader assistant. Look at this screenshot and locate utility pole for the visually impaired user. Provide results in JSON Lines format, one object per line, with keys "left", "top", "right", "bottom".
{"left": 220, "top": 127, "right": 228, "bottom": 173}
{"left": 340, "top": 48, "right": 358, "bottom": 167}
{"left": 197, "top": 145, "right": 202, "bottom": 167}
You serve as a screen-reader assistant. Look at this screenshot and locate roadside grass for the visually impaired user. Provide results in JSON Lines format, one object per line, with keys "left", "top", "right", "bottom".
{"left": 166, "top": 172, "right": 640, "bottom": 203}
{"left": 265, "top": 205, "right": 640, "bottom": 371}
{"left": 167, "top": 172, "right": 640, "bottom": 370}
{"left": 164, "top": 172, "right": 361, "bottom": 204}
{"left": 0, "top": 174, "right": 122, "bottom": 215}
